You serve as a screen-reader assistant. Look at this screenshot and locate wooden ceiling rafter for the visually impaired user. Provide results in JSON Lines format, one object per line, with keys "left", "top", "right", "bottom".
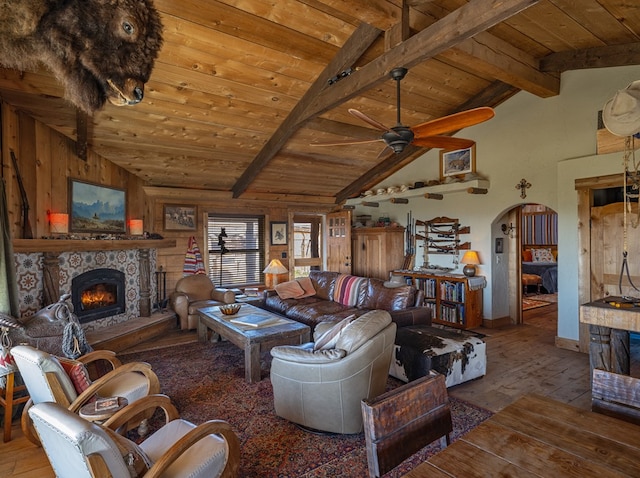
{"left": 233, "top": 0, "right": 541, "bottom": 199}
{"left": 231, "top": 22, "right": 382, "bottom": 198}
{"left": 540, "top": 42, "right": 640, "bottom": 72}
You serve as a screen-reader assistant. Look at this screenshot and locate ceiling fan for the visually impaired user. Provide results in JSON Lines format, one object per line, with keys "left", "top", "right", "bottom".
{"left": 311, "top": 67, "right": 495, "bottom": 155}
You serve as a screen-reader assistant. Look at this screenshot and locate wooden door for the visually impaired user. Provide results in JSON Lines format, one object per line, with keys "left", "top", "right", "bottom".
{"left": 591, "top": 202, "right": 640, "bottom": 299}
{"left": 326, "top": 211, "right": 351, "bottom": 273}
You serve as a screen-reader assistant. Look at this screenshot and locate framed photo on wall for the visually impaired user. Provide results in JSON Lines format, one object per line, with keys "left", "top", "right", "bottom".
{"left": 440, "top": 144, "right": 476, "bottom": 180}
{"left": 270, "top": 221, "right": 287, "bottom": 245}
{"left": 69, "top": 179, "right": 126, "bottom": 233}
{"left": 164, "top": 204, "right": 197, "bottom": 231}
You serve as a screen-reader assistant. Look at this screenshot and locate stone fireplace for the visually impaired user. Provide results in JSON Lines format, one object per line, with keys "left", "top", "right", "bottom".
{"left": 71, "top": 268, "right": 126, "bottom": 324}
{"left": 11, "top": 239, "right": 173, "bottom": 333}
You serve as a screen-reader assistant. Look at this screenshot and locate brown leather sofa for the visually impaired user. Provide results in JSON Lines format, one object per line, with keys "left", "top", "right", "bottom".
{"left": 169, "top": 274, "right": 235, "bottom": 330}
{"left": 262, "top": 270, "right": 430, "bottom": 332}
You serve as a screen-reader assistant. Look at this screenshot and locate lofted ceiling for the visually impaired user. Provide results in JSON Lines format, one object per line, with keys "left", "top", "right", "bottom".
{"left": 1, "top": 0, "right": 639, "bottom": 205}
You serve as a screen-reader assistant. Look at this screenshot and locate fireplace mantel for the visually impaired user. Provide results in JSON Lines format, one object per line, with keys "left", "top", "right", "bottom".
{"left": 12, "top": 238, "right": 176, "bottom": 253}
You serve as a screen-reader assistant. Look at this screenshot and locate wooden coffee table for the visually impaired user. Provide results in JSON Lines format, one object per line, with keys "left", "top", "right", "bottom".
{"left": 197, "top": 304, "right": 310, "bottom": 383}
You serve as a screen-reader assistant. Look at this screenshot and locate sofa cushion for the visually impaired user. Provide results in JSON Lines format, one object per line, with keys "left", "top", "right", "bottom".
{"left": 313, "top": 314, "right": 356, "bottom": 351}
{"left": 333, "top": 274, "right": 367, "bottom": 307}
{"left": 309, "top": 270, "right": 339, "bottom": 301}
{"left": 360, "top": 279, "right": 416, "bottom": 311}
{"left": 264, "top": 295, "right": 324, "bottom": 316}
{"left": 286, "top": 301, "right": 358, "bottom": 329}
{"left": 275, "top": 280, "right": 305, "bottom": 299}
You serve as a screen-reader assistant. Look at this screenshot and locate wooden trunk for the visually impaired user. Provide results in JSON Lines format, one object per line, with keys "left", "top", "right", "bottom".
{"left": 361, "top": 373, "right": 451, "bottom": 478}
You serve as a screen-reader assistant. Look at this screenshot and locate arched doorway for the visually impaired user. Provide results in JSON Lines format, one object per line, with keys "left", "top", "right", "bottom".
{"left": 493, "top": 203, "right": 558, "bottom": 329}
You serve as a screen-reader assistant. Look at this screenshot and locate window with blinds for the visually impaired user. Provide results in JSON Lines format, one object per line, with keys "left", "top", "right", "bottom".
{"left": 207, "top": 215, "right": 265, "bottom": 288}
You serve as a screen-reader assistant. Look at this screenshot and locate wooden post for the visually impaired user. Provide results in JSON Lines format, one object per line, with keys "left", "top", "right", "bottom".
{"left": 42, "top": 252, "right": 60, "bottom": 305}
{"left": 139, "top": 248, "right": 151, "bottom": 317}
{"left": 589, "top": 325, "right": 612, "bottom": 373}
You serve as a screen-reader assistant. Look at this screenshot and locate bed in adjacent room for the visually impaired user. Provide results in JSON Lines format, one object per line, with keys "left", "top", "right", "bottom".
{"left": 522, "top": 246, "right": 558, "bottom": 294}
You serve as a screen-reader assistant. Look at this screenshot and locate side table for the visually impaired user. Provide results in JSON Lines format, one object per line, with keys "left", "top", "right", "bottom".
{"left": 79, "top": 397, "right": 128, "bottom": 423}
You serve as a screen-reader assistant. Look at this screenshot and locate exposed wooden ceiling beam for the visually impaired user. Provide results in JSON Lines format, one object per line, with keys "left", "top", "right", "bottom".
{"left": 231, "top": 22, "right": 382, "bottom": 198}
{"left": 302, "top": 0, "right": 540, "bottom": 121}
{"left": 540, "top": 42, "right": 640, "bottom": 72}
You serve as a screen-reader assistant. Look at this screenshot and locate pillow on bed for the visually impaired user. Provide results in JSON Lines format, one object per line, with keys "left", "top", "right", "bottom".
{"left": 532, "top": 248, "right": 555, "bottom": 262}
{"left": 522, "top": 249, "right": 533, "bottom": 262}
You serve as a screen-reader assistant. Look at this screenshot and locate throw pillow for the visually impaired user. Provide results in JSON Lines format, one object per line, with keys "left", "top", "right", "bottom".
{"left": 57, "top": 357, "right": 93, "bottom": 396}
{"left": 275, "top": 280, "right": 305, "bottom": 299}
{"left": 333, "top": 274, "right": 366, "bottom": 307}
{"left": 532, "top": 248, "right": 554, "bottom": 262}
{"left": 296, "top": 276, "right": 316, "bottom": 298}
{"left": 103, "top": 426, "right": 153, "bottom": 478}
{"left": 522, "top": 249, "right": 533, "bottom": 262}
{"left": 313, "top": 314, "right": 356, "bottom": 351}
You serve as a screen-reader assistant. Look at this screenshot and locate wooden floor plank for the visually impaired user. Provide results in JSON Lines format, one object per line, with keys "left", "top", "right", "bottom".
{"left": 0, "top": 303, "right": 614, "bottom": 477}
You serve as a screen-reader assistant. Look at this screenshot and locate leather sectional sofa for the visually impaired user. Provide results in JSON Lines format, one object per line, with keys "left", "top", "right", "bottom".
{"left": 262, "top": 270, "right": 431, "bottom": 332}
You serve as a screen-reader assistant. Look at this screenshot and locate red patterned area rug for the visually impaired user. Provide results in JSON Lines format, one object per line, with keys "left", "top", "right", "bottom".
{"left": 123, "top": 340, "right": 492, "bottom": 477}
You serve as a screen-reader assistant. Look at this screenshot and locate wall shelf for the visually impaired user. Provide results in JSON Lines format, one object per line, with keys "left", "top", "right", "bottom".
{"left": 12, "top": 239, "right": 177, "bottom": 253}
{"left": 345, "top": 179, "right": 490, "bottom": 206}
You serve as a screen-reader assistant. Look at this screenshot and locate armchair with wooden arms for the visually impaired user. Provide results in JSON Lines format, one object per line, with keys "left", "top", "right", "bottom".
{"left": 169, "top": 274, "right": 236, "bottom": 330}
{"left": 11, "top": 344, "right": 160, "bottom": 445}
{"left": 29, "top": 394, "right": 240, "bottom": 478}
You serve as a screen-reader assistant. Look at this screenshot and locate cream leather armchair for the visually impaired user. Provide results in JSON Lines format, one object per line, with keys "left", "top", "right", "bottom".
{"left": 30, "top": 394, "right": 240, "bottom": 478}
{"left": 169, "top": 274, "right": 236, "bottom": 330}
{"left": 12, "top": 345, "right": 160, "bottom": 445}
{"left": 270, "top": 310, "right": 397, "bottom": 434}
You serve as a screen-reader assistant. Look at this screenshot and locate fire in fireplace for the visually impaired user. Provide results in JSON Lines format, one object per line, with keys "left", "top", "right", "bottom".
{"left": 71, "top": 268, "right": 126, "bottom": 323}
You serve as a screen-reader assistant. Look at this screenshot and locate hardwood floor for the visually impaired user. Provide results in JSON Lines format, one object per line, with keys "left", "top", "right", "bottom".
{"left": 0, "top": 303, "right": 605, "bottom": 476}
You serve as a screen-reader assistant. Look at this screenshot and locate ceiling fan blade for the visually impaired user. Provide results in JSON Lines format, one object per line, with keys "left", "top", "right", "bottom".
{"left": 412, "top": 107, "right": 495, "bottom": 138}
{"left": 412, "top": 136, "right": 475, "bottom": 150}
{"left": 310, "top": 138, "right": 384, "bottom": 147}
{"left": 348, "top": 109, "right": 396, "bottom": 134}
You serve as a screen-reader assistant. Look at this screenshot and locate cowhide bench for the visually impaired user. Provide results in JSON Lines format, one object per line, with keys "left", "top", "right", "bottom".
{"left": 389, "top": 325, "right": 486, "bottom": 388}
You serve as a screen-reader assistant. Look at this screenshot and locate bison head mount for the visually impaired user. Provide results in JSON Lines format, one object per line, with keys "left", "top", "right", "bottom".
{"left": 0, "top": 0, "right": 164, "bottom": 114}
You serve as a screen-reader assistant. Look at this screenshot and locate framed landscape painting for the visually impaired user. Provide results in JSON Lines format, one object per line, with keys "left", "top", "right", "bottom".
{"left": 69, "top": 180, "right": 126, "bottom": 233}
{"left": 164, "top": 204, "right": 197, "bottom": 230}
{"left": 440, "top": 145, "right": 476, "bottom": 179}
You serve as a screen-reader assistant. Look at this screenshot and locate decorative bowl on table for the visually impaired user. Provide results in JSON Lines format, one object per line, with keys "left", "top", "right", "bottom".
{"left": 219, "top": 303, "right": 241, "bottom": 315}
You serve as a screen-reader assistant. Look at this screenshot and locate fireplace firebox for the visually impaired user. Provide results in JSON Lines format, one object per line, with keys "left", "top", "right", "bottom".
{"left": 71, "top": 268, "right": 126, "bottom": 323}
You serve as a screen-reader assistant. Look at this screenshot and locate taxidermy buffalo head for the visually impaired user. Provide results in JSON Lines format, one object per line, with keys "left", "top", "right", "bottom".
{"left": 0, "top": 0, "right": 164, "bottom": 114}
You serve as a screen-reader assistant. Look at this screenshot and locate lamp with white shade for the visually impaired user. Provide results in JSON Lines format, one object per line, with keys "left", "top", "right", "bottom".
{"left": 460, "top": 250, "right": 480, "bottom": 277}
{"left": 263, "top": 259, "right": 288, "bottom": 289}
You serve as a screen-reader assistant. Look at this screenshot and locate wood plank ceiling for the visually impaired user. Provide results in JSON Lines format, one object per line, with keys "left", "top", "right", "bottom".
{"left": 1, "top": 0, "right": 639, "bottom": 205}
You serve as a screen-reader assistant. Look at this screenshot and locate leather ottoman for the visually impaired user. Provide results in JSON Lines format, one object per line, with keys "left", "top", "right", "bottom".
{"left": 389, "top": 325, "right": 486, "bottom": 387}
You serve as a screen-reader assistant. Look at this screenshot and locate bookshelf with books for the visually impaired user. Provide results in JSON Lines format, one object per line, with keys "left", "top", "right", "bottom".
{"left": 394, "top": 271, "right": 483, "bottom": 329}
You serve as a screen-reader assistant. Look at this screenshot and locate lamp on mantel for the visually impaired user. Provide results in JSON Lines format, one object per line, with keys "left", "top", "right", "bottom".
{"left": 129, "top": 219, "right": 143, "bottom": 236}
{"left": 460, "top": 250, "right": 480, "bottom": 277}
{"left": 263, "top": 259, "right": 288, "bottom": 289}
{"left": 48, "top": 212, "right": 69, "bottom": 234}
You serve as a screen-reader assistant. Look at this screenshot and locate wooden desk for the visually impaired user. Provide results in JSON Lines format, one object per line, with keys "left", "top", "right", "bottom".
{"left": 404, "top": 394, "right": 640, "bottom": 477}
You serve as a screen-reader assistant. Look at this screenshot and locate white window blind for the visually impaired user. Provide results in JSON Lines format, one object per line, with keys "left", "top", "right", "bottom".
{"left": 207, "top": 215, "right": 265, "bottom": 287}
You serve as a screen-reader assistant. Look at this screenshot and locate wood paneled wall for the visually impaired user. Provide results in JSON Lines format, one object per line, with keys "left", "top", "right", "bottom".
{"left": 144, "top": 186, "right": 330, "bottom": 293}
{"left": 2, "top": 102, "right": 334, "bottom": 295}
{"left": 1, "top": 102, "right": 145, "bottom": 239}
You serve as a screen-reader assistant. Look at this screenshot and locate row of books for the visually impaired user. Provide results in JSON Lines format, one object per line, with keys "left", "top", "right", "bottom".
{"left": 439, "top": 303, "right": 465, "bottom": 324}
{"left": 416, "top": 278, "right": 466, "bottom": 302}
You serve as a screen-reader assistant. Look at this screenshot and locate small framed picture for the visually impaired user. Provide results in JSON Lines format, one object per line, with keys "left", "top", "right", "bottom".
{"left": 495, "top": 237, "right": 504, "bottom": 254}
{"left": 440, "top": 144, "right": 476, "bottom": 180}
{"left": 270, "top": 221, "right": 287, "bottom": 245}
{"left": 164, "top": 204, "right": 197, "bottom": 231}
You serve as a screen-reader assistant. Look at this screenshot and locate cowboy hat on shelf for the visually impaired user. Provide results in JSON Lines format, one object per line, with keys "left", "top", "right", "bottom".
{"left": 603, "top": 80, "right": 640, "bottom": 137}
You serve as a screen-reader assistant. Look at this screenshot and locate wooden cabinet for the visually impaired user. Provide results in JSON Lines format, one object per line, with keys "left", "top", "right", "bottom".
{"left": 396, "top": 271, "right": 483, "bottom": 329}
{"left": 351, "top": 227, "right": 405, "bottom": 280}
